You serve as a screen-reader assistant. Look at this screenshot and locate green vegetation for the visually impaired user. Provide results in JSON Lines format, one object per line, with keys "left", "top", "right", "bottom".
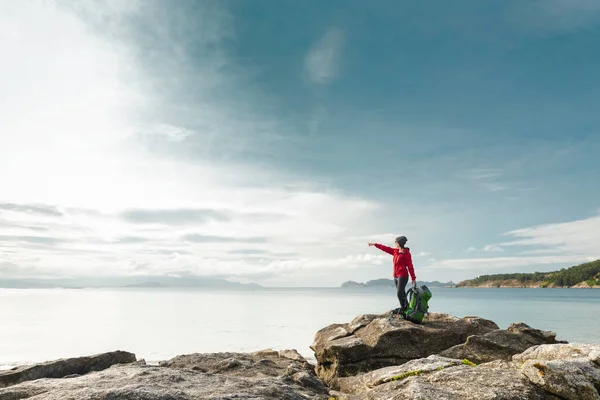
{"left": 461, "top": 359, "right": 477, "bottom": 367}
{"left": 460, "top": 259, "right": 600, "bottom": 288}
{"left": 389, "top": 370, "right": 422, "bottom": 381}
{"left": 384, "top": 363, "right": 461, "bottom": 383}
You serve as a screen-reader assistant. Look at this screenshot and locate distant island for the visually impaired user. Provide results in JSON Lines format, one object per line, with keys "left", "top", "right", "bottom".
{"left": 341, "top": 278, "right": 456, "bottom": 288}
{"left": 456, "top": 259, "right": 600, "bottom": 288}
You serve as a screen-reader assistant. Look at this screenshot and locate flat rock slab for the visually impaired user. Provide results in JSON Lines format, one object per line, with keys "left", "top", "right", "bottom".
{"left": 0, "top": 350, "right": 136, "bottom": 388}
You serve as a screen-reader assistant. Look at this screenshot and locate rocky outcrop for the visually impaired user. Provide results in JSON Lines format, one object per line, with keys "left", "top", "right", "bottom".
{"left": 329, "top": 344, "right": 600, "bottom": 399}
{"left": 311, "top": 312, "right": 499, "bottom": 384}
{"left": 0, "top": 349, "right": 328, "bottom": 400}
{"left": 439, "top": 322, "right": 566, "bottom": 364}
{"left": 0, "top": 350, "right": 136, "bottom": 388}
{"left": 572, "top": 281, "right": 600, "bottom": 288}
{"left": 0, "top": 315, "right": 597, "bottom": 400}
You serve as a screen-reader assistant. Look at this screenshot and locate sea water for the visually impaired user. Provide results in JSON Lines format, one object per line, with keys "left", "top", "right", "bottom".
{"left": 1, "top": 287, "right": 599, "bottom": 369}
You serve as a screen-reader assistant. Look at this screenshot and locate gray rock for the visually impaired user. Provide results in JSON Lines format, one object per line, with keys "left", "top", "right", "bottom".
{"left": 333, "top": 360, "right": 559, "bottom": 400}
{"left": 334, "top": 355, "right": 463, "bottom": 394}
{"left": 278, "top": 349, "right": 306, "bottom": 362}
{"left": 327, "top": 343, "right": 600, "bottom": 400}
{"left": 158, "top": 349, "right": 314, "bottom": 378}
{"left": 311, "top": 312, "right": 499, "bottom": 383}
{"left": 0, "top": 350, "right": 329, "bottom": 400}
{"left": 515, "top": 343, "right": 600, "bottom": 400}
{"left": 513, "top": 343, "right": 600, "bottom": 363}
{"left": 371, "top": 365, "right": 559, "bottom": 400}
{"left": 440, "top": 322, "right": 565, "bottom": 364}
{"left": 0, "top": 350, "right": 136, "bottom": 388}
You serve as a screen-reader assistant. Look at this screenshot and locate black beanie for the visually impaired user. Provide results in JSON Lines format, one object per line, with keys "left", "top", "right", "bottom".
{"left": 396, "top": 236, "right": 407, "bottom": 246}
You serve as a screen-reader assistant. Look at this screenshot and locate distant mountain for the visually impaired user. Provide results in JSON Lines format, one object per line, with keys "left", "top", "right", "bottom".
{"left": 341, "top": 279, "right": 455, "bottom": 288}
{"left": 457, "top": 259, "right": 600, "bottom": 288}
{"left": 0, "top": 276, "right": 262, "bottom": 289}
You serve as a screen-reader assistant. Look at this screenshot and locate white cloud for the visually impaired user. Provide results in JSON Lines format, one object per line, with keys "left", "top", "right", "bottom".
{"left": 483, "top": 244, "right": 504, "bottom": 252}
{"left": 427, "top": 254, "right": 598, "bottom": 271}
{"left": 305, "top": 27, "right": 345, "bottom": 84}
{"left": 501, "top": 214, "right": 600, "bottom": 253}
{"left": 426, "top": 213, "right": 600, "bottom": 274}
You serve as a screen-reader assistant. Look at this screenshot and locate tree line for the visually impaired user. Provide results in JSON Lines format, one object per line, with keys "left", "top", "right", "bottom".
{"left": 468, "top": 259, "right": 600, "bottom": 287}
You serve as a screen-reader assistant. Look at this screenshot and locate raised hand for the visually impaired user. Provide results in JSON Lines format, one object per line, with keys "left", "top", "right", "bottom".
{"left": 368, "top": 242, "right": 376, "bottom": 247}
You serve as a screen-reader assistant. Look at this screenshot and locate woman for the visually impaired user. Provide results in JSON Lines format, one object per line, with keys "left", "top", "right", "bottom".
{"left": 368, "top": 236, "right": 417, "bottom": 314}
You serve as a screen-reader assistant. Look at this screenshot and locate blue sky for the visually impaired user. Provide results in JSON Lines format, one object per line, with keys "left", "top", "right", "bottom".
{"left": 1, "top": 0, "right": 599, "bottom": 286}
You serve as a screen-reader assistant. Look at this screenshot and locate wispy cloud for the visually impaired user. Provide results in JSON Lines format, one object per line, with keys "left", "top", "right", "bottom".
{"left": 181, "top": 234, "right": 267, "bottom": 244}
{"left": 120, "top": 208, "right": 230, "bottom": 225}
{"left": 465, "top": 245, "right": 503, "bottom": 253}
{"left": 460, "top": 168, "right": 508, "bottom": 192}
{"left": 501, "top": 214, "right": 600, "bottom": 253}
{"left": 305, "top": 27, "right": 345, "bottom": 84}
{"left": 426, "top": 213, "right": 600, "bottom": 279}
{"left": 428, "top": 255, "right": 597, "bottom": 271}
{"left": 0, "top": 235, "right": 65, "bottom": 246}
{"left": 483, "top": 244, "right": 504, "bottom": 252}
{"left": 0, "top": 203, "right": 63, "bottom": 217}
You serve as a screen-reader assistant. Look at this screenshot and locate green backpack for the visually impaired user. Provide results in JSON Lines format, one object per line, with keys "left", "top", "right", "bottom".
{"left": 403, "top": 285, "right": 432, "bottom": 324}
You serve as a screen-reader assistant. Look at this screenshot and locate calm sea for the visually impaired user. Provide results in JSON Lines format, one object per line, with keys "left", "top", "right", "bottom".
{"left": 1, "top": 287, "right": 599, "bottom": 369}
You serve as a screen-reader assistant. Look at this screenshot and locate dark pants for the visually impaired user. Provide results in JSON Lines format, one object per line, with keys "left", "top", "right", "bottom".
{"left": 394, "top": 276, "right": 409, "bottom": 309}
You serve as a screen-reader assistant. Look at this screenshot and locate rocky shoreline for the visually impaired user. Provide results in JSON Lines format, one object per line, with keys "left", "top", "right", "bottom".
{"left": 1, "top": 312, "right": 598, "bottom": 399}
{"left": 456, "top": 280, "right": 600, "bottom": 288}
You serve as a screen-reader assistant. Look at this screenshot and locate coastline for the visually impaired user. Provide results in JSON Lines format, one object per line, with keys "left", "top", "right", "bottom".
{"left": 455, "top": 283, "right": 600, "bottom": 289}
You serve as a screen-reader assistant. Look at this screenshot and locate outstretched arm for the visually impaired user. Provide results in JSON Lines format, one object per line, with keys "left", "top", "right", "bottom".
{"left": 368, "top": 242, "right": 394, "bottom": 255}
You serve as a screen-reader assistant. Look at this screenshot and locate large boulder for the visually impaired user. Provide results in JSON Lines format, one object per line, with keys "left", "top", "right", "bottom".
{"left": 311, "top": 312, "right": 499, "bottom": 384}
{"left": 514, "top": 343, "right": 600, "bottom": 400}
{"left": 0, "top": 350, "right": 136, "bottom": 388}
{"left": 440, "top": 322, "right": 565, "bottom": 364}
{"left": 0, "top": 349, "right": 329, "bottom": 400}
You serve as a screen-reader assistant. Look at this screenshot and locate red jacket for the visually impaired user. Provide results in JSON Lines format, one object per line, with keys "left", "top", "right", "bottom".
{"left": 374, "top": 244, "right": 416, "bottom": 280}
